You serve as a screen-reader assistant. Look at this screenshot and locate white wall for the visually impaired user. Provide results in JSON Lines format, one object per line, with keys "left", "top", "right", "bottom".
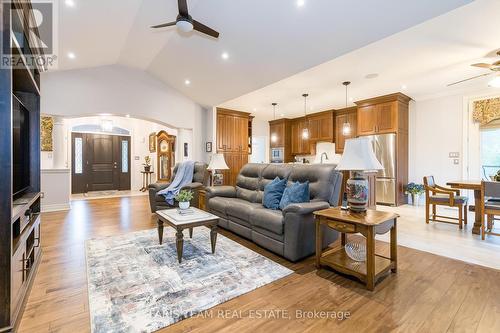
{"left": 409, "top": 94, "right": 464, "bottom": 184}
{"left": 250, "top": 118, "right": 270, "bottom": 163}
{"left": 41, "top": 64, "right": 209, "bottom": 163}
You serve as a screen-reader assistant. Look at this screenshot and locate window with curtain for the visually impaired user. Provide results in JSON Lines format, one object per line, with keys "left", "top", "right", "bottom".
{"left": 480, "top": 120, "right": 500, "bottom": 180}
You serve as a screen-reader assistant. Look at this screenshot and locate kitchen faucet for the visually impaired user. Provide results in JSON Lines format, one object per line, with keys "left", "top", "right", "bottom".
{"left": 320, "top": 152, "right": 329, "bottom": 164}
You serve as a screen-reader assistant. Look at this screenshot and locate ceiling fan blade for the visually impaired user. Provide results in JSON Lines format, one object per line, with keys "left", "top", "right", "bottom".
{"left": 493, "top": 60, "right": 500, "bottom": 66}
{"left": 447, "top": 73, "right": 493, "bottom": 87}
{"left": 151, "top": 21, "right": 176, "bottom": 28}
{"left": 471, "top": 63, "right": 492, "bottom": 69}
{"left": 192, "top": 20, "right": 219, "bottom": 38}
{"left": 178, "top": 0, "right": 189, "bottom": 16}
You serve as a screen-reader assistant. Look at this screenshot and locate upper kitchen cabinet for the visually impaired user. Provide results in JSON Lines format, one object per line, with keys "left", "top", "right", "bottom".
{"left": 217, "top": 108, "right": 252, "bottom": 153}
{"left": 308, "top": 111, "right": 334, "bottom": 142}
{"left": 335, "top": 107, "right": 357, "bottom": 154}
{"left": 269, "top": 119, "right": 287, "bottom": 148}
{"left": 355, "top": 93, "right": 411, "bottom": 136}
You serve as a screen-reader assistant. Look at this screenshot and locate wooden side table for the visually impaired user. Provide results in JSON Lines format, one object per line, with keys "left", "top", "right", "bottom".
{"left": 313, "top": 208, "right": 399, "bottom": 291}
{"left": 140, "top": 171, "right": 154, "bottom": 192}
{"left": 198, "top": 189, "right": 207, "bottom": 211}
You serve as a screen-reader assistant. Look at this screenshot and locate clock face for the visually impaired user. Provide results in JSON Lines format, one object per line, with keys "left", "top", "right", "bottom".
{"left": 159, "top": 140, "right": 169, "bottom": 153}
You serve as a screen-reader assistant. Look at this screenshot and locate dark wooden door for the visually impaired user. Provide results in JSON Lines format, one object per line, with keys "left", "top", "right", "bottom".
{"left": 71, "top": 133, "right": 130, "bottom": 194}
{"left": 88, "top": 134, "right": 118, "bottom": 191}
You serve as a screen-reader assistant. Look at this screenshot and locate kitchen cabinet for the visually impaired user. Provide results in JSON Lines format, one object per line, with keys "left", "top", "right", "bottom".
{"left": 217, "top": 108, "right": 252, "bottom": 186}
{"left": 335, "top": 107, "right": 357, "bottom": 154}
{"left": 354, "top": 93, "right": 411, "bottom": 206}
{"left": 291, "top": 119, "right": 311, "bottom": 155}
{"left": 309, "top": 111, "right": 334, "bottom": 141}
{"left": 269, "top": 120, "right": 285, "bottom": 148}
{"left": 356, "top": 101, "right": 397, "bottom": 135}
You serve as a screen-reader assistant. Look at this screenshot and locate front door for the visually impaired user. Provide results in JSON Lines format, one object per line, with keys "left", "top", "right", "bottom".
{"left": 71, "top": 133, "right": 131, "bottom": 194}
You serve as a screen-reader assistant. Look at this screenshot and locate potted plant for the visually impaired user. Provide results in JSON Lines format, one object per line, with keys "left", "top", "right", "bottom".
{"left": 143, "top": 156, "right": 151, "bottom": 172}
{"left": 404, "top": 182, "right": 425, "bottom": 206}
{"left": 175, "top": 189, "right": 194, "bottom": 210}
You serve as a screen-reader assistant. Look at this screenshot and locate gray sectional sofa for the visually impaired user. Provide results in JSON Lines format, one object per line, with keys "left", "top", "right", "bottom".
{"left": 206, "top": 163, "right": 343, "bottom": 262}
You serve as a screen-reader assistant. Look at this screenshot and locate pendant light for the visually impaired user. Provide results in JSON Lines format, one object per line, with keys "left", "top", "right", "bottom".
{"left": 270, "top": 102, "right": 278, "bottom": 143}
{"left": 302, "top": 93, "right": 309, "bottom": 139}
{"left": 342, "top": 81, "right": 352, "bottom": 136}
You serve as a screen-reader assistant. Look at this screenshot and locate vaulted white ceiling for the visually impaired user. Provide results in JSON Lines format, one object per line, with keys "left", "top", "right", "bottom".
{"left": 55, "top": 0, "right": 476, "bottom": 110}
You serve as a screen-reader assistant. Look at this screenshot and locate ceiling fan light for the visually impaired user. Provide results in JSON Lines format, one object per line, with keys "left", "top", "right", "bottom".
{"left": 176, "top": 19, "right": 193, "bottom": 33}
{"left": 488, "top": 76, "right": 500, "bottom": 88}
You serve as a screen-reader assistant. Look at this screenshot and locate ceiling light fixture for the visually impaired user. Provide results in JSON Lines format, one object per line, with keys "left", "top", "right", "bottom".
{"left": 271, "top": 103, "right": 278, "bottom": 143}
{"left": 184, "top": 79, "right": 191, "bottom": 86}
{"left": 176, "top": 18, "right": 194, "bottom": 33}
{"left": 488, "top": 76, "right": 500, "bottom": 88}
{"left": 297, "top": 0, "right": 305, "bottom": 7}
{"left": 302, "top": 93, "right": 310, "bottom": 140}
{"left": 401, "top": 84, "right": 408, "bottom": 90}
{"left": 65, "top": 0, "right": 75, "bottom": 7}
{"left": 221, "top": 52, "right": 229, "bottom": 60}
{"left": 342, "top": 81, "right": 352, "bottom": 136}
{"left": 67, "top": 52, "right": 76, "bottom": 59}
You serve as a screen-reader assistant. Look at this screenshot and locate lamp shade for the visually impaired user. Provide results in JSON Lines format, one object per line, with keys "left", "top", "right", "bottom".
{"left": 336, "top": 138, "right": 383, "bottom": 171}
{"left": 207, "top": 153, "right": 229, "bottom": 170}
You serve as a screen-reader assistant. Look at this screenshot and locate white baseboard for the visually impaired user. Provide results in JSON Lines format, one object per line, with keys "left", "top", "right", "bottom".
{"left": 41, "top": 203, "right": 71, "bottom": 213}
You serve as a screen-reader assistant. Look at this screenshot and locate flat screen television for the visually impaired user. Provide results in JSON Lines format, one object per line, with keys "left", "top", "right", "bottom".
{"left": 13, "top": 95, "right": 30, "bottom": 197}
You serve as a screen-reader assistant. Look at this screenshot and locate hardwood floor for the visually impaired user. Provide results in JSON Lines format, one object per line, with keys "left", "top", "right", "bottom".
{"left": 18, "top": 196, "right": 500, "bottom": 333}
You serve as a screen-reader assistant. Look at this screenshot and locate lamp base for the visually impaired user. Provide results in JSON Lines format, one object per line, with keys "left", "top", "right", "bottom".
{"left": 346, "top": 172, "right": 369, "bottom": 212}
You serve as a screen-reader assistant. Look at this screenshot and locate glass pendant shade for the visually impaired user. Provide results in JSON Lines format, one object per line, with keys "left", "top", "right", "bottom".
{"left": 302, "top": 128, "right": 309, "bottom": 139}
{"left": 342, "top": 122, "right": 351, "bottom": 136}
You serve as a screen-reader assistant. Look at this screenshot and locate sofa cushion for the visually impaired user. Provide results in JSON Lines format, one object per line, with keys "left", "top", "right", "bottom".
{"left": 226, "top": 199, "right": 262, "bottom": 222}
{"left": 279, "top": 181, "right": 310, "bottom": 210}
{"left": 208, "top": 197, "right": 237, "bottom": 218}
{"left": 263, "top": 177, "right": 287, "bottom": 210}
{"left": 288, "top": 164, "right": 342, "bottom": 205}
{"left": 235, "top": 164, "right": 265, "bottom": 203}
{"left": 251, "top": 208, "right": 284, "bottom": 235}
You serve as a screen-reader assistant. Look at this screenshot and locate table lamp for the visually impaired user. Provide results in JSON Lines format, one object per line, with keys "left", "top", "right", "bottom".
{"left": 207, "top": 153, "right": 229, "bottom": 186}
{"left": 336, "top": 138, "right": 383, "bottom": 212}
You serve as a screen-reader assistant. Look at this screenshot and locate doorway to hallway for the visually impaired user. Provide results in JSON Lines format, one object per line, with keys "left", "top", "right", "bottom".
{"left": 71, "top": 133, "right": 131, "bottom": 194}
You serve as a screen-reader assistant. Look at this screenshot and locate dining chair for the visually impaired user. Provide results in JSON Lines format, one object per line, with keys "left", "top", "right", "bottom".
{"left": 480, "top": 181, "right": 500, "bottom": 240}
{"left": 423, "top": 176, "right": 468, "bottom": 229}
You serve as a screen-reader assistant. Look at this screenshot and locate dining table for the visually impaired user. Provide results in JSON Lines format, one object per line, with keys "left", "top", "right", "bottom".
{"left": 446, "top": 180, "right": 482, "bottom": 235}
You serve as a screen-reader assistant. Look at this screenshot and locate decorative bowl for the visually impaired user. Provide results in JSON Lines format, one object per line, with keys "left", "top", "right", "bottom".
{"left": 345, "top": 238, "right": 366, "bottom": 262}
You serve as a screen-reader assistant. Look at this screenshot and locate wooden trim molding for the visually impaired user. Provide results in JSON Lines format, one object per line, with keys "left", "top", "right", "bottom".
{"left": 216, "top": 108, "right": 251, "bottom": 117}
{"left": 354, "top": 92, "right": 412, "bottom": 107}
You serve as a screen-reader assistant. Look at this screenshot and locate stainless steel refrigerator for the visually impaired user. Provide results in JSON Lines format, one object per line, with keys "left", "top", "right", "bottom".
{"left": 366, "top": 133, "right": 397, "bottom": 206}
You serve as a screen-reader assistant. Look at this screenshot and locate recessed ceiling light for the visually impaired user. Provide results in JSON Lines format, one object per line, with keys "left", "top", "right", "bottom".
{"left": 401, "top": 84, "right": 408, "bottom": 90}
{"left": 253, "top": 108, "right": 257, "bottom": 112}
{"left": 184, "top": 79, "right": 191, "bottom": 86}
{"left": 349, "top": 97, "right": 354, "bottom": 102}
{"left": 488, "top": 76, "right": 500, "bottom": 88}
{"left": 125, "top": 114, "right": 130, "bottom": 118}
{"left": 65, "top": 0, "right": 75, "bottom": 7}
{"left": 365, "top": 73, "right": 379, "bottom": 79}
{"left": 67, "top": 52, "right": 76, "bottom": 59}
{"left": 297, "top": 0, "right": 305, "bottom": 7}
{"left": 221, "top": 52, "right": 229, "bottom": 60}
{"left": 280, "top": 113, "right": 285, "bottom": 117}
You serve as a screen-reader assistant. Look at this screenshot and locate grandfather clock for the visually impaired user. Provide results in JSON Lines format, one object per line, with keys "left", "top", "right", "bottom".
{"left": 156, "top": 131, "right": 176, "bottom": 182}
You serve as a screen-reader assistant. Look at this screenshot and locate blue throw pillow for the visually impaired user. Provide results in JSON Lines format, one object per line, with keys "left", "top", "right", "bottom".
{"left": 279, "top": 181, "right": 310, "bottom": 210}
{"left": 263, "top": 177, "right": 287, "bottom": 210}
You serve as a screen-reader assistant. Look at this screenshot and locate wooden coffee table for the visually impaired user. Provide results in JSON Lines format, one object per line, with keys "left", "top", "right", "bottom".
{"left": 313, "top": 207, "right": 399, "bottom": 291}
{"left": 156, "top": 207, "right": 219, "bottom": 263}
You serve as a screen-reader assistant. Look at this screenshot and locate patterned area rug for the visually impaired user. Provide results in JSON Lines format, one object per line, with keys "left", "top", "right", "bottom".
{"left": 85, "top": 228, "right": 293, "bottom": 333}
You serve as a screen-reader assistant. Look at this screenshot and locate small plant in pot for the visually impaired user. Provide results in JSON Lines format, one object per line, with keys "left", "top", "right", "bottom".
{"left": 404, "top": 182, "right": 425, "bottom": 206}
{"left": 176, "top": 190, "right": 194, "bottom": 210}
{"left": 143, "top": 156, "right": 151, "bottom": 172}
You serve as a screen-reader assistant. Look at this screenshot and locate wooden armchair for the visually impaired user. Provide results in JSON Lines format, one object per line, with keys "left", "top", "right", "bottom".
{"left": 481, "top": 181, "right": 500, "bottom": 240}
{"left": 423, "top": 176, "right": 468, "bottom": 229}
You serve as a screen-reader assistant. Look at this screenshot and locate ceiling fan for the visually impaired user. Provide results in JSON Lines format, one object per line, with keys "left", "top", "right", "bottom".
{"left": 151, "top": 0, "right": 219, "bottom": 38}
{"left": 447, "top": 50, "right": 500, "bottom": 87}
